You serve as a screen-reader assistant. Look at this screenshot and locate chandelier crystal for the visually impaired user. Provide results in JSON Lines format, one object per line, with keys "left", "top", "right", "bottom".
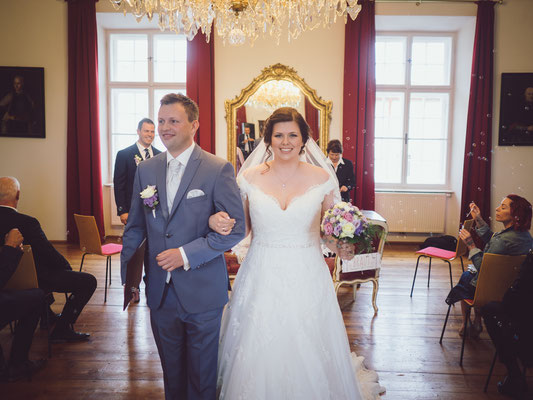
{"left": 247, "top": 80, "right": 302, "bottom": 111}
{"left": 109, "top": 0, "right": 362, "bottom": 46}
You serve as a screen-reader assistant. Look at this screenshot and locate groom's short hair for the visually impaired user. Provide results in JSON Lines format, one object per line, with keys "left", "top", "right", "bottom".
{"left": 160, "top": 93, "right": 199, "bottom": 123}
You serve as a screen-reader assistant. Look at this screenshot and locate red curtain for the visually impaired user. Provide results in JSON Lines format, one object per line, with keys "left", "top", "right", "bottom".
{"left": 236, "top": 106, "right": 247, "bottom": 137}
{"left": 304, "top": 97, "right": 319, "bottom": 142}
{"left": 66, "top": 0, "right": 104, "bottom": 243}
{"left": 187, "top": 34, "right": 215, "bottom": 154}
{"left": 460, "top": 1, "right": 495, "bottom": 221}
{"left": 342, "top": 0, "right": 376, "bottom": 210}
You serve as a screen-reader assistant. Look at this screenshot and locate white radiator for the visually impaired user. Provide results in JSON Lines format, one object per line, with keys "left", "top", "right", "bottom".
{"left": 375, "top": 192, "right": 447, "bottom": 233}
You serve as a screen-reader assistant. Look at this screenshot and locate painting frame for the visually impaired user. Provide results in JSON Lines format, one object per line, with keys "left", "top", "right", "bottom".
{"left": 0, "top": 66, "right": 45, "bottom": 139}
{"left": 498, "top": 73, "right": 533, "bottom": 146}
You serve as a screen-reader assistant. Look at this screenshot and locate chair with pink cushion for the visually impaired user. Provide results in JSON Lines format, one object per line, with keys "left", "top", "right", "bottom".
{"left": 410, "top": 219, "right": 473, "bottom": 297}
{"left": 74, "top": 214, "right": 123, "bottom": 303}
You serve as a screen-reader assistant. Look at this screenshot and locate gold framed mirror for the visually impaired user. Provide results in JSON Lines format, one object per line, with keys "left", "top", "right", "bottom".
{"left": 225, "top": 63, "right": 332, "bottom": 169}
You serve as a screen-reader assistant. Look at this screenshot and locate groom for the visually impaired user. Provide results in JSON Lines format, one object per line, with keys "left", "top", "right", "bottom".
{"left": 121, "top": 93, "right": 245, "bottom": 399}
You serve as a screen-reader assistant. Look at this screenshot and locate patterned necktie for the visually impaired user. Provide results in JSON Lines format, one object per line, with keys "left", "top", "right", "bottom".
{"left": 144, "top": 148, "right": 151, "bottom": 160}
{"left": 167, "top": 159, "right": 183, "bottom": 212}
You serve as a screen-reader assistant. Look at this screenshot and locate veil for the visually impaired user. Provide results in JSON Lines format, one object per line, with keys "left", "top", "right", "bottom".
{"left": 237, "top": 137, "right": 341, "bottom": 203}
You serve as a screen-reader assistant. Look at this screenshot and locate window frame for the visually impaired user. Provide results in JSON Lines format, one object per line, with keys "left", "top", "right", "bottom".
{"left": 105, "top": 29, "right": 187, "bottom": 182}
{"left": 374, "top": 31, "right": 456, "bottom": 191}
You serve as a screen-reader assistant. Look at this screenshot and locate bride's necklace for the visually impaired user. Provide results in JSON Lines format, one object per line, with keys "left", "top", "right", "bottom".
{"left": 271, "top": 163, "right": 299, "bottom": 190}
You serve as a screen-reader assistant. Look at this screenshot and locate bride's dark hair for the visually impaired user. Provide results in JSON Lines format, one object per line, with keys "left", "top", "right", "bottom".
{"left": 262, "top": 107, "right": 311, "bottom": 168}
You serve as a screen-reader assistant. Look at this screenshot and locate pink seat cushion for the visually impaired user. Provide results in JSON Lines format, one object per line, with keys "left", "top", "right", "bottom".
{"left": 101, "top": 243, "right": 123, "bottom": 255}
{"left": 416, "top": 246, "right": 456, "bottom": 260}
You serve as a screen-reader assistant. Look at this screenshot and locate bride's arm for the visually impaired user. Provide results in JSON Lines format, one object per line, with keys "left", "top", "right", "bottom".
{"left": 320, "top": 189, "right": 339, "bottom": 254}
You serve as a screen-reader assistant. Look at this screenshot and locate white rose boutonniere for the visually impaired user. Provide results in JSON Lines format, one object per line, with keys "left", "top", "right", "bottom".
{"left": 134, "top": 154, "right": 143, "bottom": 166}
{"left": 140, "top": 185, "right": 159, "bottom": 218}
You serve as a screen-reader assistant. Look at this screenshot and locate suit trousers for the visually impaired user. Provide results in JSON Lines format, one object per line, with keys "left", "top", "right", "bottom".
{"left": 0, "top": 288, "right": 44, "bottom": 364}
{"left": 40, "top": 270, "right": 97, "bottom": 325}
{"left": 150, "top": 282, "right": 223, "bottom": 400}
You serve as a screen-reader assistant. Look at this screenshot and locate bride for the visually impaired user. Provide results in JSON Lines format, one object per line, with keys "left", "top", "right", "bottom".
{"left": 215, "top": 107, "right": 384, "bottom": 399}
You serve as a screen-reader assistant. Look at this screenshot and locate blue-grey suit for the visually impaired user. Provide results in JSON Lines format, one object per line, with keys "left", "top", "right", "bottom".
{"left": 121, "top": 144, "right": 245, "bottom": 399}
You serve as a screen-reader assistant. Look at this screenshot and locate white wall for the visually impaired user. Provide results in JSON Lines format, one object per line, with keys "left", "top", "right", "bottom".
{"left": 491, "top": 0, "right": 533, "bottom": 232}
{"left": 0, "top": 0, "right": 68, "bottom": 240}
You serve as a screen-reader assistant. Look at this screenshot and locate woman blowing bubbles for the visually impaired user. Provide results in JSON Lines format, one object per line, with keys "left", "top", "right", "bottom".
{"left": 446, "top": 195, "right": 533, "bottom": 337}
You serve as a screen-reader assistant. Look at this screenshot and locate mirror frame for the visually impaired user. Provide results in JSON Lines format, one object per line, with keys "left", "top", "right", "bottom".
{"left": 225, "top": 63, "right": 332, "bottom": 168}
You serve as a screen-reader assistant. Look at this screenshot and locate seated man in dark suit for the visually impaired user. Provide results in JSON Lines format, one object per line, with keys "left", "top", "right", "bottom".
{"left": 0, "top": 228, "right": 46, "bottom": 381}
{"left": 327, "top": 140, "right": 355, "bottom": 203}
{"left": 113, "top": 118, "right": 161, "bottom": 226}
{"left": 0, "top": 177, "right": 96, "bottom": 343}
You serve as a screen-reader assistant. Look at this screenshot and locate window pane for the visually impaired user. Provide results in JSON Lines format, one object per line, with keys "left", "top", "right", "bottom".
{"left": 407, "top": 139, "right": 447, "bottom": 184}
{"left": 375, "top": 138, "right": 403, "bottom": 183}
{"left": 110, "top": 34, "right": 148, "bottom": 82}
{"left": 410, "top": 36, "right": 452, "bottom": 86}
{"left": 111, "top": 88, "right": 149, "bottom": 133}
{"left": 375, "top": 92, "right": 405, "bottom": 138}
{"left": 408, "top": 93, "right": 449, "bottom": 139}
{"left": 376, "top": 36, "right": 407, "bottom": 85}
{"left": 154, "top": 35, "right": 187, "bottom": 83}
{"left": 153, "top": 88, "right": 187, "bottom": 151}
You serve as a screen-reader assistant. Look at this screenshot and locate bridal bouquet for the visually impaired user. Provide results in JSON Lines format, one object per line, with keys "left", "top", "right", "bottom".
{"left": 321, "top": 202, "right": 378, "bottom": 259}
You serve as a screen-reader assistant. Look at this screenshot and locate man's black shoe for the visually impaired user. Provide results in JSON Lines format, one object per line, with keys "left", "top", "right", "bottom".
{"left": 49, "top": 327, "right": 90, "bottom": 343}
{"left": 1, "top": 359, "right": 47, "bottom": 382}
{"left": 497, "top": 376, "right": 528, "bottom": 399}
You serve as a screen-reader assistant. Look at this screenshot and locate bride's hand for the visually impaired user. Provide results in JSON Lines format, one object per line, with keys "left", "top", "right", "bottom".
{"left": 209, "top": 211, "right": 235, "bottom": 235}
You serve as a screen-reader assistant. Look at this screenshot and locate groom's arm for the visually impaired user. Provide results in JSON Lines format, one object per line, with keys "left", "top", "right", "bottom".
{"left": 182, "top": 162, "right": 245, "bottom": 269}
{"left": 120, "top": 168, "right": 147, "bottom": 284}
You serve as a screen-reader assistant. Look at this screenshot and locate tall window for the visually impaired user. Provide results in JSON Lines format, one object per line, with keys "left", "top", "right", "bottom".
{"left": 107, "top": 32, "right": 187, "bottom": 169}
{"left": 374, "top": 34, "right": 453, "bottom": 187}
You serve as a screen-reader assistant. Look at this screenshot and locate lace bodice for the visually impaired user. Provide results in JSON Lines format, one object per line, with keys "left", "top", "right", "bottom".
{"left": 237, "top": 175, "right": 337, "bottom": 248}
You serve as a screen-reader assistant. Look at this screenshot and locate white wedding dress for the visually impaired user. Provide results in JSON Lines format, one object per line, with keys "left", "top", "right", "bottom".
{"left": 217, "top": 175, "right": 384, "bottom": 400}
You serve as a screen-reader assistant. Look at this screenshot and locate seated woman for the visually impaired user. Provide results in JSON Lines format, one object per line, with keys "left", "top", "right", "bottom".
{"left": 445, "top": 194, "right": 533, "bottom": 338}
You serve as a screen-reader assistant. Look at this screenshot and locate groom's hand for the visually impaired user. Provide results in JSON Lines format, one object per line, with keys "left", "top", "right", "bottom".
{"left": 156, "top": 249, "right": 184, "bottom": 271}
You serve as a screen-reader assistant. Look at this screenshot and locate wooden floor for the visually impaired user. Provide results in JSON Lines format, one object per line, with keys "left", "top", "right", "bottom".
{"left": 1, "top": 243, "right": 531, "bottom": 399}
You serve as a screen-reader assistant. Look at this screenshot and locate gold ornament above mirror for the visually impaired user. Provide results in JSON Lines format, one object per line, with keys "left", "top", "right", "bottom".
{"left": 225, "top": 63, "right": 332, "bottom": 170}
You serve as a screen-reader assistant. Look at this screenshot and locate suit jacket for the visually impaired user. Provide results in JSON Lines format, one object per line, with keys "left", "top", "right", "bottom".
{"left": 238, "top": 133, "right": 255, "bottom": 156}
{"left": 113, "top": 143, "right": 162, "bottom": 216}
{"left": 335, "top": 157, "right": 355, "bottom": 203}
{"left": 0, "top": 207, "right": 71, "bottom": 286}
{"left": 120, "top": 144, "right": 245, "bottom": 314}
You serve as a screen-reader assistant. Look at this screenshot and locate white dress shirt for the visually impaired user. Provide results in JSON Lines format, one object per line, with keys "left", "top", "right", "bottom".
{"left": 165, "top": 143, "right": 196, "bottom": 277}
{"left": 136, "top": 142, "right": 154, "bottom": 160}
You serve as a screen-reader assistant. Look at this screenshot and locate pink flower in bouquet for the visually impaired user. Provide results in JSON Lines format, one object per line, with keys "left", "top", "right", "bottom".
{"left": 343, "top": 212, "right": 354, "bottom": 222}
{"left": 323, "top": 222, "right": 334, "bottom": 235}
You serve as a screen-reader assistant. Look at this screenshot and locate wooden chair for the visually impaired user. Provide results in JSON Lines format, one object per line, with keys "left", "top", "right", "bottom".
{"left": 439, "top": 253, "right": 526, "bottom": 366}
{"left": 3, "top": 245, "right": 51, "bottom": 358}
{"left": 332, "top": 212, "right": 388, "bottom": 315}
{"left": 73, "top": 214, "right": 122, "bottom": 303}
{"left": 224, "top": 252, "right": 241, "bottom": 280}
{"left": 410, "top": 219, "right": 474, "bottom": 297}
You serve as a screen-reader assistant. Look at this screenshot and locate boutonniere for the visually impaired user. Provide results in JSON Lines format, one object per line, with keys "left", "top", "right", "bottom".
{"left": 140, "top": 185, "right": 159, "bottom": 218}
{"left": 134, "top": 154, "right": 143, "bottom": 166}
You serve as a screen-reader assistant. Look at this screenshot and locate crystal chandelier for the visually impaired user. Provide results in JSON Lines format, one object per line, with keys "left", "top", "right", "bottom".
{"left": 247, "top": 80, "right": 302, "bottom": 111}
{"left": 109, "top": 0, "right": 362, "bottom": 46}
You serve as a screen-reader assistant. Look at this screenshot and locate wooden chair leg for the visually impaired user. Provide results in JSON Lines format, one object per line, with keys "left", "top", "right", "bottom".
{"left": 371, "top": 278, "right": 379, "bottom": 315}
{"left": 352, "top": 284, "right": 358, "bottom": 301}
{"left": 484, "top": 350, "right": 498, "bottom": 392}
{"left": 440, "top": 304, "right": 452, "bottom": 344}
{"left": 460, "top": 306, "right": 471, "bottom": 366}
{"left": 460, "top": 256, "right": 465, "bottom": 272}
{"left": 410, "top": 255, "right": 424, "bottom": 297}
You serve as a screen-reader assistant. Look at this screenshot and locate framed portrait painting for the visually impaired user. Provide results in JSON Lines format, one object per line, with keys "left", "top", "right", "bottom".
{"left": 0, "top": 66, "right": 45, "bottom": 138}
{"left": 498, "top": 73, "right": 533, "bottom": 146}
